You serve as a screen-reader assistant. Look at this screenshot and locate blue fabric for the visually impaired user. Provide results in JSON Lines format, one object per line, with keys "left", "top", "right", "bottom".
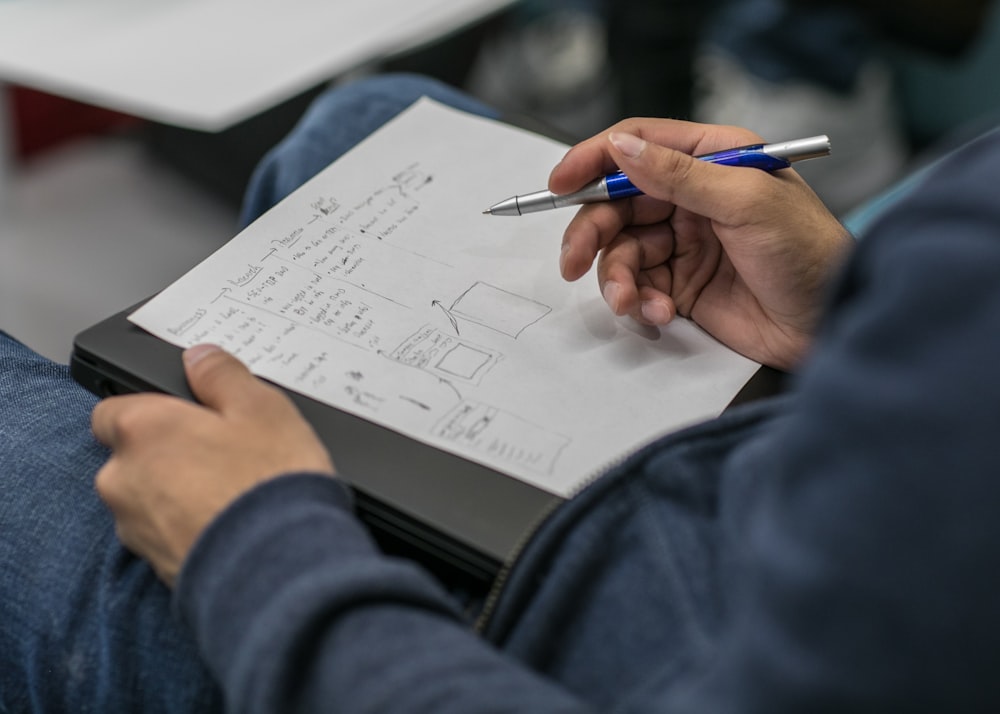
{"left": 183, "top": 80, "right": 1000, "bottom": 712}
{"left": 481, "top": 397, "right": 787, "bottom": 709}
{"left": 180, "top": 112, "right": 1000, "bottom": 712}
{"left": 666, "top": 125, "right": 1000, "bottom": 711}
{"left": 174, "top": 399, "right": 785, "bottom": 714}
{"left": 842, "top": 126, "right": 1000, "bottom": 238}
{"left": 187, "top": 82, "right": 1000, "bottom": 711}
{"left": 0, "top": 333, "right": 222, "bottom": 712}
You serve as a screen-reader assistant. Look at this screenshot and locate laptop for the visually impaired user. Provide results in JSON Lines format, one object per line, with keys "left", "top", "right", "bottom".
{"left": 71, "top": 302, "right": 783, "bottom": 589}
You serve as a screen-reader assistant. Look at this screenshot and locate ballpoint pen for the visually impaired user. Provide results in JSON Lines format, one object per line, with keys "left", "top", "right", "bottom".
{"left": 482, "top": 135, "right": 831, "bottom": 216}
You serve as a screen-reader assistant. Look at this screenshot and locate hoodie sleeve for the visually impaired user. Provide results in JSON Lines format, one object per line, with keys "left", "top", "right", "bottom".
{"left": 174, "top": 473, "right": 593, "bottom": 714}
{"left": 668, "top": 130, "right": 1000, "bottom": 711}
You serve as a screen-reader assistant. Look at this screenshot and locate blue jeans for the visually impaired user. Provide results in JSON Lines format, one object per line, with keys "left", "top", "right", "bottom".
{"left": 0, "top": 74, "right": 495, "bottom": 712}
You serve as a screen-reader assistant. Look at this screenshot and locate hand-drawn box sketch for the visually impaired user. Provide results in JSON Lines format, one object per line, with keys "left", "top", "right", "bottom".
{"left": 388, "top": 325, "right": 501, "bottom": 386}
{"left": 449, "top": 281, "right": 551, "bottom": 338}
{"left": 433, "top": 400, "right": 570, "bottom": 476}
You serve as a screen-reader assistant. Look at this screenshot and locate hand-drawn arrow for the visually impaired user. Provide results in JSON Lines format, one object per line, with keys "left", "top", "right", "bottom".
{"left": 432, "top": 299, "right": 460, "bottom": 335}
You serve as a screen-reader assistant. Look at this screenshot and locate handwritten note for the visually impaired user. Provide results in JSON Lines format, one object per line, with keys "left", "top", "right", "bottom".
{"left": 130, "top": 98, "right": 759, "bottom": 497}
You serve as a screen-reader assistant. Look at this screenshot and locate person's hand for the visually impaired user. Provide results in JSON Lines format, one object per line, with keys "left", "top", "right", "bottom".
{"left": 92, "top": 344, "right": 336, "bottom": 587}
{"left": 551, "top": 118, "right": 854, "bottom": 370}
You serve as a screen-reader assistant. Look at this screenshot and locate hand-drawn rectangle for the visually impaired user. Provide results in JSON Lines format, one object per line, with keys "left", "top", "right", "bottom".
{"left": 433, "top": 401, "right": 569, "bottom": 476}
{"left": 389, "top": 325, "right": 499, "bottom": 385}
{"left": 450, "top": 282, "right": 551, "bottom": 338}
{"left": 437, "top": 343, "right": 493, "bottom": 381}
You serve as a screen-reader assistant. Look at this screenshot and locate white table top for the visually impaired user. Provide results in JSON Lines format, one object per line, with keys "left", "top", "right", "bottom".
{"left": 0, "top": 0, "right": 515, "bottom": 131}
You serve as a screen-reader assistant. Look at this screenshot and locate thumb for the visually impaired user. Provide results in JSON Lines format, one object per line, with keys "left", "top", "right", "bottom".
{"left": 608, "top": 131, "right": 761, "bottom": 221}
{"left": 183, "top": 344, "right": 264, "bottom": 414}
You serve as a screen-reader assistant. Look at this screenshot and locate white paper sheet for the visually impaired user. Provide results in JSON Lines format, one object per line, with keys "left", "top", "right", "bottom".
{"left": 130, "top": 99, "right": 759, "bottom": 497}
{"left": 0, "top": 0, "right": 515, "bottom": 129}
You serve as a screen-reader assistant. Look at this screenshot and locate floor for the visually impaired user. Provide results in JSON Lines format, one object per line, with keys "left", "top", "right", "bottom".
{"left": 1, "top": 132, "right": 240, "bottom": 362}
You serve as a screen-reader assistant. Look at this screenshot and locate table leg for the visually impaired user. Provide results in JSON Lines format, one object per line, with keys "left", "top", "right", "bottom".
{"left": 0, "top": 81, "right": 12, "bottom": 329}
{"left": 0, "top": 81, "right": 13, "bottom": 211}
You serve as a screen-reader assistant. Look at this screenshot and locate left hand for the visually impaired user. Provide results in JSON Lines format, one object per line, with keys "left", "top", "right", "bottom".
{"left": 92, "top": 344, "right": 336, "bottom": 587}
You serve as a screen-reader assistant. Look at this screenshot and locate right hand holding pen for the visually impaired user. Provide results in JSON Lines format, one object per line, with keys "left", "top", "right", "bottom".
{"left": 551, "top": 119, "right": 854, "bottom": 371}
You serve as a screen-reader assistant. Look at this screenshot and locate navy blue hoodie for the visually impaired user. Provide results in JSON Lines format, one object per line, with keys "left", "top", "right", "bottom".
{"left": 176, "top": 127, "right": 1000, "bottom": 713}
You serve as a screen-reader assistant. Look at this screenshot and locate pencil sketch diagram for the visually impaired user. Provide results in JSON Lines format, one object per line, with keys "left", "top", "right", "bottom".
{"left": 341, "top": 369, "right": 386, "bottom": 412}
{"left": 433, "top": 401, "right": 570, "bottom": 476}
{"left": 355, "top": 166, "right": 432, "bottom": 242}
{"left": 386, "top": 324, "right": 500, "bottom": 386}
{"left": 390, "top": 164, "right": 433, "bottom": 196}
{"left": 445, "top": 281, "right": 551, "bottom": 339}
{"left": 299, "top": 164, "right": 431, "bottom": 240}
{"left": 431, "top": 300, "right": 460, "bottom": 334}
{"left": 306, "top": 196, "right": 341, "bottom": 224}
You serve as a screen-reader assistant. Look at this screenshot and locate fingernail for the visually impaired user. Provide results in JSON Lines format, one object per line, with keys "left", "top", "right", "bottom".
{"left": 609, "top": 132, "right": 646, "bottom": 160}
{"left": 641, "top": 299, "right": 672, "bottom": 325}
{"left": 602, "top": 281, "right": 621, "bottom": 312}
{"left": 559, "top": 243, "right": 570, "bottom": 274}
{"left": 183, "top": 343, "right": 221, "bottom": 366}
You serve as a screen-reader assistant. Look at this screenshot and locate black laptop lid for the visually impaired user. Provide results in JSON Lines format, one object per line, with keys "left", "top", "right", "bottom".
{"left": 72, "top": 301, "right": 783, "bottom": 585}
{"left": 71, "top": 303, "right": 562, "bottom": 585}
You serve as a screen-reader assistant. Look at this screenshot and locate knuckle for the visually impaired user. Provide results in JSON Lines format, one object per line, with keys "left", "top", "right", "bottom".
{"left": 111, "top": 406, "right": 152, "bottom": 442}
{"left": 93, "top": 465, "right": 111, "bottom": 495}
{"left": 113, "top": 522, "right": 136, "bottom": 553}
{"left": 259, "top": 382, "right": 294, "bottom": 413}
{"left": 104, "top": 396, "right": 180, "bottom": 444}
{"left": 94, "top": 463, "right": 121, "bottom": 503}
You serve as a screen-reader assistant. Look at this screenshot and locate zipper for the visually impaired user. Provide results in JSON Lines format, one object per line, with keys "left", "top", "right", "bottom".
{"left": 473, "top": 449, "right": 636, "bottom": 635}
{"left": 473, "top": 393, "right": 784, "bottom": 635}
{"left": 473, "top": 494, "right": 562, "bottom": 634}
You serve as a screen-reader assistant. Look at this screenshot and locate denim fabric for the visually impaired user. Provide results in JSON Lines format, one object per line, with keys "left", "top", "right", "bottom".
{"left": 0, "top": 332, "right": 222, "bottom": 712}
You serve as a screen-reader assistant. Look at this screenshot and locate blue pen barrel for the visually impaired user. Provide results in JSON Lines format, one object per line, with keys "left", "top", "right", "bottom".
{"left": 603, "top": 146, "right": 793, "bottom": 202}
{"left": 700, "top": 145, "right": 791, "bottom": 171}
{"left": 484, "top": 136, "right": 827, "bottom": 215}
{"left": 604, "top": 171, "right": 642, "bottom": 199}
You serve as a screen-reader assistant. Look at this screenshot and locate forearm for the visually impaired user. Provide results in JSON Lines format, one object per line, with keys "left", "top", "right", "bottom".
{"left": 176, "top": 474, "right": 590, "bottom": 714}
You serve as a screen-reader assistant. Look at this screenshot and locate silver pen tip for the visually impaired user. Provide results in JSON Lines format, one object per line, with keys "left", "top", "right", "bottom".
{"left": 482, "top": 209, "right": 492, "bottom": 215}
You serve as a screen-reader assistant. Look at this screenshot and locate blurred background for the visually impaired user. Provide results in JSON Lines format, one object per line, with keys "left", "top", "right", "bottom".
{"left": 3, "top": 0, "right": 999, "bottom": 361}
